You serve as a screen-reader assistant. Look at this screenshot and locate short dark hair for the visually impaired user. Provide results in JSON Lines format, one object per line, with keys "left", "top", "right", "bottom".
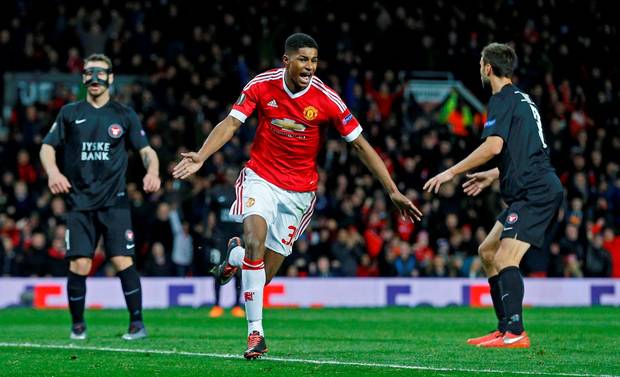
{"left": 481, "top": 43, "right": 517, "bottom": 78}
{"left": 84, "top": 53, "right": 113, "bottom": 71}
{"left": 284, "top": 33, "right": 318, "bottom": 53}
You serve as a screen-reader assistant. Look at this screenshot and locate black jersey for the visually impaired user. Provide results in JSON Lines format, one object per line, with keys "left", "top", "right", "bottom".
{"left": 43, "top": 100, "right": 149, "bottom": 210}
{"left": 481, "top": 84, "right": 563, "bottom": 204}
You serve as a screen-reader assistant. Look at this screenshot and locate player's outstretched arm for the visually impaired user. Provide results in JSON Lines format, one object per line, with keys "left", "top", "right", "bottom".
{"left": 462, "top": 168, "right": 499, "bottom": 197}
{"left": 423, "top": 136, "right": 503, "bottom": 194}
{"left": 350, "top": 134, "right": 422, "bottom": 222}
{"left": 139, "top": 146, "right": 161, "bottom": 193}
{"left": 172, "top": 115, "right": 242, "bottom": 180}
{"left": 40, "top": 144, "right": 72, "bottom": 194}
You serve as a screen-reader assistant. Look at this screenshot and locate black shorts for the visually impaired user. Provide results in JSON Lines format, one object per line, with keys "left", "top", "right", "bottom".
{"left": 66, "top": 204, "right": 135, "bottom": 259}
{"left": 497, "top": 191, "right": 563, "bottom": 248}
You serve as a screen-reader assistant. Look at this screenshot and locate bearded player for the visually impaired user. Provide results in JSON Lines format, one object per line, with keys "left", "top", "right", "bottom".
{"left": 173, "top": 33, "right": 422, "bottom": 359}
{"left": 424, "top": 43, "right": 563, "bottom": 348}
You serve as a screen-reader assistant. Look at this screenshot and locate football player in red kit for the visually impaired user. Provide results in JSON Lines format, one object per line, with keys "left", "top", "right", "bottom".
{"left": 173, "top": 33, "right": 422, "bottom": 359}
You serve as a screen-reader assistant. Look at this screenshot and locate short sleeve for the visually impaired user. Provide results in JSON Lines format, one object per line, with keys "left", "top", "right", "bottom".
{"left": 481, "top": 96, "right": 511, "bottom": 141}
{"left": 42, "top": 107, "right": 66, "bottom": 147}
{"left": 328, "top": 99, "right": 363, "bottom": 143}
{"left": 229, "top": 83, "right": 259, "bottom": 123}
{"left": 126, "top": 108, "right": 149, "bottom": 150}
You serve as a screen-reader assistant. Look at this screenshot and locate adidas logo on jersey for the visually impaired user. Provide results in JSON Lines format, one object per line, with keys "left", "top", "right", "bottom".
{"left": 268, "top": 99, "right": 278, "bottom": 108}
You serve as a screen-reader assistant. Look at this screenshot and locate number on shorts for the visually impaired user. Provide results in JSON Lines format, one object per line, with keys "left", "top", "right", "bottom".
{"left": 281, "top": 225, "right": 297, "bottom": 246}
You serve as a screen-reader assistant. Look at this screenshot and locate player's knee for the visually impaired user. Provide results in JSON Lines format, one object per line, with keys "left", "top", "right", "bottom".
{"left": 243, "top": 236, "right": 264, "bottom": 260}
{"left": 478, "top": 243, "right": 496, "bottom": 266}
{"left": 70, "top": 258, "right": 92, "bottom": 275}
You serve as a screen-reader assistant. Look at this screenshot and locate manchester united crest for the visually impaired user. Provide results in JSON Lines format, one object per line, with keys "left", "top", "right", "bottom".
{"left": 246, "top": 197, "right": 255, "bottom": 207}
{"left": 303, "top": 106, "right": 318, "bottom": 121}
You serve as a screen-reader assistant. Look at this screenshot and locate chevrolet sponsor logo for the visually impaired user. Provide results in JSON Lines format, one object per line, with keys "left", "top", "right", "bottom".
{"left": 271, "top": 118, "right": 306, "bottom": 132}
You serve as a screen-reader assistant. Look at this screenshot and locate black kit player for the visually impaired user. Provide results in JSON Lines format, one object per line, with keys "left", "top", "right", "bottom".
{"left": 424, "top": 43, "right": 563, "bottom": 348}
{"left": 40, "top": 54, "right": 161, "bottom": 340}
{"left": 206, "top": 167, "right": 244, "bottom": 319}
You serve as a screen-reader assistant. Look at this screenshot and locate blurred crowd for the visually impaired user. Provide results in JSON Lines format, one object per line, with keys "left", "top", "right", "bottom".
{"left": 1, "top": 0, "right": 619, "bottom": 278}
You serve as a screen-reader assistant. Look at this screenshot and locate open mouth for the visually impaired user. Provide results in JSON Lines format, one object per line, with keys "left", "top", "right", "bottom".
{"left": 299, "top": 72, "right": 312, "bottom": 85}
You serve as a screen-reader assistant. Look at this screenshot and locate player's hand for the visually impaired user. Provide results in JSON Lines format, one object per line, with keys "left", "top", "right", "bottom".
{"left": 389, "top": 191, "right": 423, "bottom": 222}
{"left": 143, "top": 172, "right": 161, "bottom": 193}
{"left": 462, "top": 171, "right": 494, "bottom": 197}
{"left": 48, "top": 170, "right": 72, "bottom": 194}
{"left": 172, "top": 152, "right": 204, "bottom": 180}
{"left": 423, "top": 169, "right": 455, "bottom": 194}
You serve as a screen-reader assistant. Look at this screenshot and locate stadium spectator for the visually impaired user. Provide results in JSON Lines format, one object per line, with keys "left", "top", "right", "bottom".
{"left": 583, "top": 233, "right": 612, "bottom": 277}
{"left": 47, "top": 234, "right": 68, "bottom": 277}
{"left": 394, "top": 240, "right": 417, "bottom": 277}
{"left": 170, "top": 206, "right": 193, "bottom": 277}
{"left": 331, "top": 228, "right": 364, "bottom": 277}
{"left": 602, "top": 227, "right": 620, "bottom": 278}
{"left": 314, "top": 256, "right": 334, "bottom": 278}
{"left": 0, "top": 1, "right": 618, "bottom": 279}
{"left": 151, "top": 202, "right": 173, "bottom": 255}
{"left": 144, "top": 242, "right": 173, "bottom": 277}
{"left": 1, "top": 236, "right": 19, "bottom": 276}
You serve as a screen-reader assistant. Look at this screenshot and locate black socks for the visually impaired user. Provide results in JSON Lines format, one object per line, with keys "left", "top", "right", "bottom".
{"left": 214, "top": 275, "right": 242, "bottom": 306}
{"left": 498, "top": 266, "right": 525, "bottom": 335}
{"left": 488, "top": 275, "right": 508, "bottom": 332}
{"left": 235, "top": 275, "right": 242, "bottom": 307}
{"left": 117, "top": 264, "right": 143, "bottom": 322}
{"left": 67, "top": 271, "right": 87, "bottom": 324}
{"left": 214, "top": 279, "right": 221, "bottom": 306}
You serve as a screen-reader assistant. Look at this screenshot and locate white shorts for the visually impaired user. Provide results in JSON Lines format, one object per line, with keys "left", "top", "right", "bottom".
{"left": 229, "top": 168, "right": 316, "bottom": 257}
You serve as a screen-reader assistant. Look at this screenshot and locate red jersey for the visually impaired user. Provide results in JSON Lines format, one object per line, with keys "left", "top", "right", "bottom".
{"left": 230, "top": 68, "right": 362, "bottom": 192}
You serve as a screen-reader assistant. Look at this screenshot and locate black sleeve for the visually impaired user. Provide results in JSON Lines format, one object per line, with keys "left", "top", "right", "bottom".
{"left": 126, "top": 108, "right": 149, "bottom": 150}
{"left": 42, "top": 107, "right": 67, "bottom": 147}
{"left": 481, "top": 96, "right": 512, "bottom": 141}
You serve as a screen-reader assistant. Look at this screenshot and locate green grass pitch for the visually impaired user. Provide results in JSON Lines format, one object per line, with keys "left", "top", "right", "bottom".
{"left": 0, "top": 307, "right": 618, "bottom": 376}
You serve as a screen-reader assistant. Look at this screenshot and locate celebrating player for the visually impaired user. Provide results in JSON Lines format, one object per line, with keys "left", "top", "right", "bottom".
{"left": 423, "top": 43, "right": 564, "bottom": 348}
{"left": 40, "top": 54, "right": 161, "bottom": 340}
{"left": 173, "top": 33, "right": 422, "bottom": 359}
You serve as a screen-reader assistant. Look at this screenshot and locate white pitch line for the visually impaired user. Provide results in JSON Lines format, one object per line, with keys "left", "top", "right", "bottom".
{"left": 0, "top": 342, "right": 617, "bottom": 377}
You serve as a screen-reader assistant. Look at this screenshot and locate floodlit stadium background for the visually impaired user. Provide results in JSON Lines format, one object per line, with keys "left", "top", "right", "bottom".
{"left": 1, "top": 1, "right": 619, "bottom": 309}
